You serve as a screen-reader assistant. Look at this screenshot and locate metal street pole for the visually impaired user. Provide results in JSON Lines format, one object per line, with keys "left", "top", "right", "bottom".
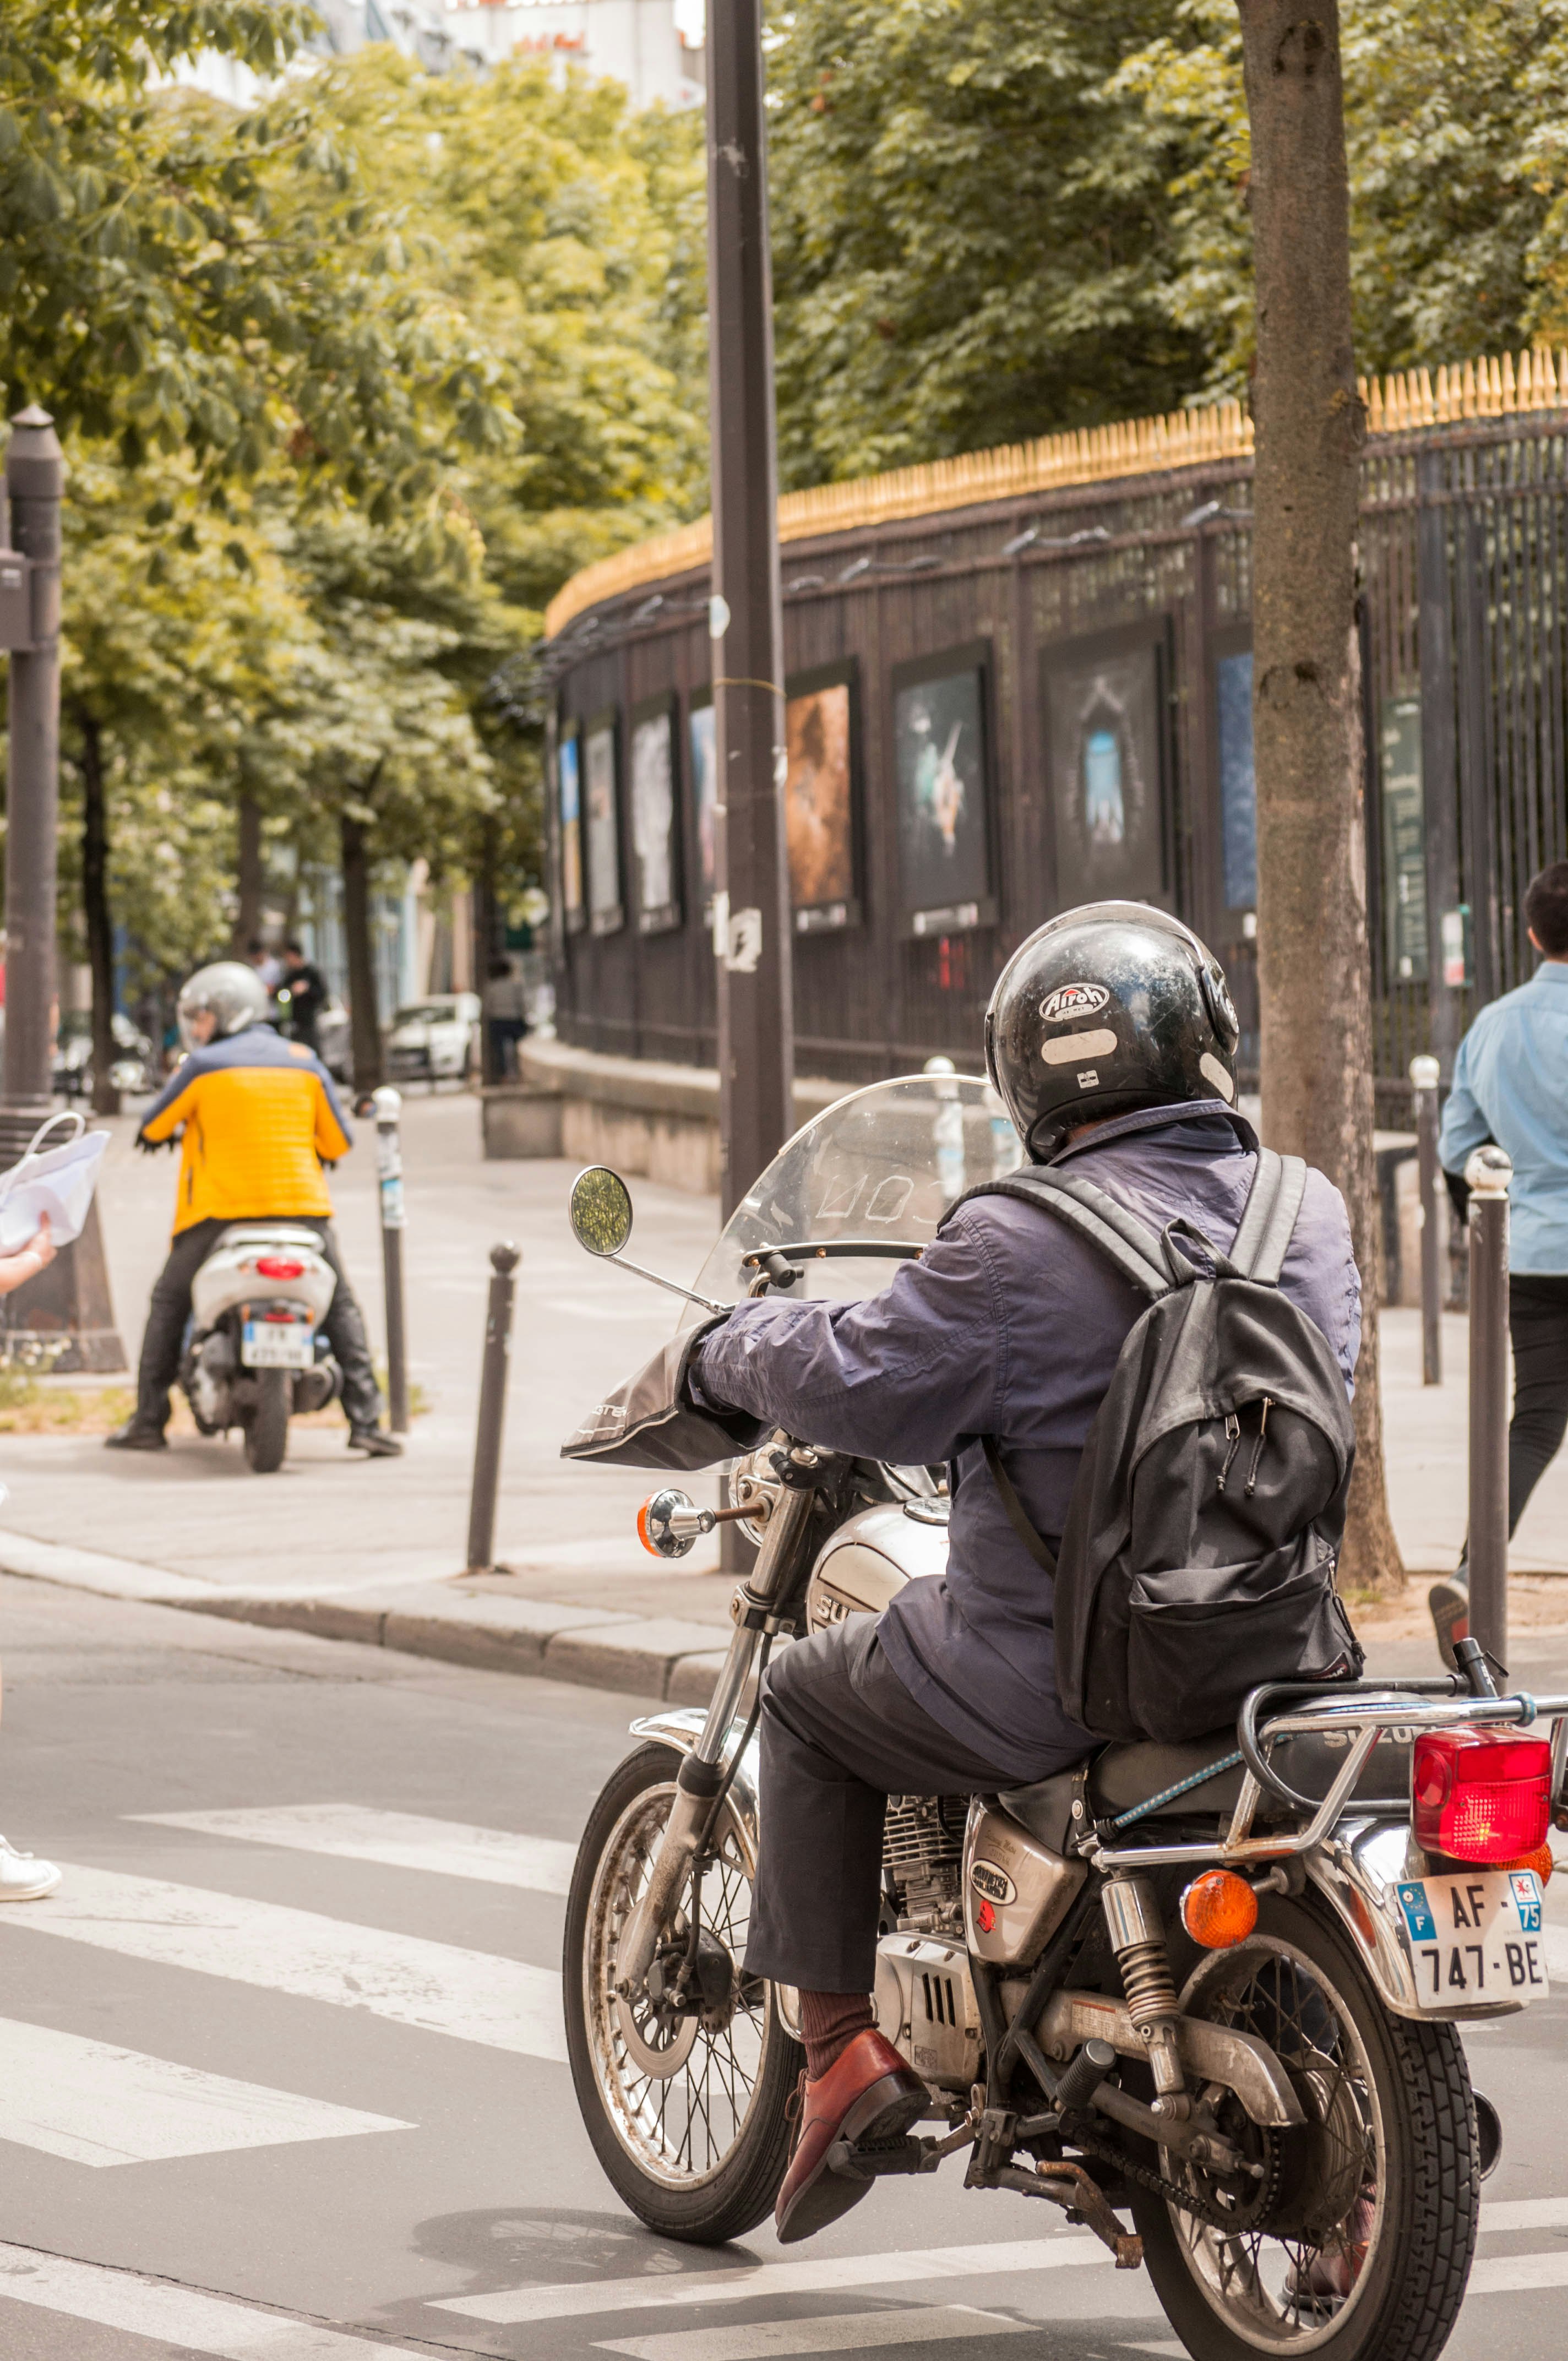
{"left": 465, "top": 1242, "right": 520, "bottom": 1576}
{"left": 1466, "top": 1144, "right": 1512, "bottom": 1673}
{"left": 372, "top": 1086, "right": 410, "bottom": 1433}
{"left": 1409, "top": 1053, "right": 1442, "bottom": 1385}
{"left": 3, "top": 406, "right": 63, "bottom": 1116}
{"left": 706, "top": 0, "right": 792, "bottom": 1223}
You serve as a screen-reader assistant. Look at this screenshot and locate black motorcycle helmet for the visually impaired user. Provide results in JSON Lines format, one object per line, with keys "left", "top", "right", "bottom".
{"left": 985, "top": 901, "right": 1240, "bottom": 1160}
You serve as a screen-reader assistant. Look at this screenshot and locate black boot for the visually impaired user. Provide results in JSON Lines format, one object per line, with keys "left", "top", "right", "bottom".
{"left": 349, "top": 1428, "right": 402, "bottom": 1458}
{"left": 105, "top": 1420, "right": 167, "bottom": 1452}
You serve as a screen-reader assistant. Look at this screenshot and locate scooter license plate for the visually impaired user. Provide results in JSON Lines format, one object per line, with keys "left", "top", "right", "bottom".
{"left": 241, "top": 1322, "right": 313, "bottom": 1370}
{"left": 1396, "top": 1869, "right": 1549, "bottom": 2008}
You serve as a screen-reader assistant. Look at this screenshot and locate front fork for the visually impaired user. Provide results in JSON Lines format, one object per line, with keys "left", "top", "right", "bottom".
{"left": 616, "top": 1468, "right": 819, "bottom": 1990}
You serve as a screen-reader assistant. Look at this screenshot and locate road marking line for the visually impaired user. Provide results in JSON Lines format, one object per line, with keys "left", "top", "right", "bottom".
{"left": 0, "top": 2016, "right": 411, "bottom": 2168}
{"left": 1482, "top": 2196, "right": 1568, "bottom": 2232}
{"left": 0, "top": 1865, "right": 565, "bottom": 2061}
{"left": 132, "top": 1803, "right": 578, "bottom": 1896}
{"left": 596, "top": 2308, "right": 1025, "bottom": 2360}
{"left": 436, "top": 2238, "right": 1107, "bottom": 2325}
{"left": 1468, "top": 2250, "right": 1568, "bottom": 2294}
{"left": 0, "top": 2238, "right": 429, "bottom": 2355}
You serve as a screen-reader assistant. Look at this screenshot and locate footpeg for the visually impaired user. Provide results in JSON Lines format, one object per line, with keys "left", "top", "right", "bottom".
{"left": 826, "top": 2132, "right": 928, "bottom": 2180}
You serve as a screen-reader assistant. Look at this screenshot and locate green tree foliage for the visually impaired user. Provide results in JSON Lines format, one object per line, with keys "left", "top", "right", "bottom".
{"left": 767, "top": 0, "right": 1208, "bottom": 485}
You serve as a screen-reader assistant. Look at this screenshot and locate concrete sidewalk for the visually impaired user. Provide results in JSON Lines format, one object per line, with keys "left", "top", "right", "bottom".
{"left": 0, "top": 1086, "right": 1564, "bottom": 1700}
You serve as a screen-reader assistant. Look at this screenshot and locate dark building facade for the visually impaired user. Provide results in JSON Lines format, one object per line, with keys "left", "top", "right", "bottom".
{"left": 541, "top": 355, "right": 1568, "bottom": 1114}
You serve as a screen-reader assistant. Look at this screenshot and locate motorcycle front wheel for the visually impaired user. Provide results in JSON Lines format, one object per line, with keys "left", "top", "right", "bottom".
{"left": 564, "top": 1740, "right": 802, "bottom": 2243}
{"left": 244, "top": 1370, "right": 290, "bottom": 1473}
{"left": 1132, "top": 1889, "right": 1479, "bottom": 2361}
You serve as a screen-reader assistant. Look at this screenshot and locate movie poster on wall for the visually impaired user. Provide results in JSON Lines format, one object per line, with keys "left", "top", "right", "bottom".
{"left": 892, "top": 646, "right": 993, "bottom": 935}
{"left": 1044, "top": 632, "right": 1167, "bottom": 906}
{"left": 584, "top": 711, "right": 623, "bottom": 937}
{"left": 689, "top": 694, "right": 717, "bottom": 913}
{"left": 558, "top": 723, "right": 584, "bottom": 932}
{"left": 630, "top": 700, "right": 680, "bottom": 934}
{"left": 785, "top": 666, "right": 857, "bottom": 932}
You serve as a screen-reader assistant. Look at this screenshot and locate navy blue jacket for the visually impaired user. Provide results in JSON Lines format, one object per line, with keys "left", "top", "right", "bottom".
{"left": 694, "top": 1102, "right": 1361, "bottom": 1781}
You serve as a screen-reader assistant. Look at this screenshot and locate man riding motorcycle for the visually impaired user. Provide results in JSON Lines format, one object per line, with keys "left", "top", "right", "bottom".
{"left": 107, "top": 961, "right": 400, "bottom": 1457}
{"left": 682, "top": 903, "right": 1362, "bottom": 2244}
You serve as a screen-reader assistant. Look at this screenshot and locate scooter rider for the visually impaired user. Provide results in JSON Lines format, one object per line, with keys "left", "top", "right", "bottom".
{"left": 107, "top": 961, "right": 400, "bottom": 1457}
{"left": 684, "top": 904, "right": 1363, "bottom": 2244}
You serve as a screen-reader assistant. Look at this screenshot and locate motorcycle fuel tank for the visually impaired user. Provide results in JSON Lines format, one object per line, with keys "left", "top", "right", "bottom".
{"left": 805, "top": 1500, "right": 948, "bottom": 1633}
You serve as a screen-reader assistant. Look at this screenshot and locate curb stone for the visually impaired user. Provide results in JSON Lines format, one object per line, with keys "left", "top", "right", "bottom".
{"left": 0, "top": 1531, "right": 736, "bottom": 1705}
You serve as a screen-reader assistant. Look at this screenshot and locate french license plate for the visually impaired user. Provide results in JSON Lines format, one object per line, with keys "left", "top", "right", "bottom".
{"left": 241, "top": 1321, "right": 313, "bottom": 1370}
{"left": 1397, "top": 1869, "right": 1549, "bottom": 2008}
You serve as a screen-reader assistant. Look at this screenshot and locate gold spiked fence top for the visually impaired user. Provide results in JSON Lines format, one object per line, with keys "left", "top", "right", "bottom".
{"left": 545, "top": 347, "right": 1568, "bottom": 640}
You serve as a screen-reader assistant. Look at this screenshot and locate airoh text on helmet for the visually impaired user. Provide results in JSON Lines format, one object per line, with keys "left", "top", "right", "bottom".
{"left": 984, "top": 902, "right": 1240, "bottom": 1161}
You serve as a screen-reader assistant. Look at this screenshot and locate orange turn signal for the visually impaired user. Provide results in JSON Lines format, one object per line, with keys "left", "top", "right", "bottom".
{"left": 1500, "top": 1842, "right": 1555, "bottom": 1885}
{"left": 635, "top": 1497, "right": 661, "bottom": 1556}
{"left": 1180, "top": 1870, "right": 1259, "bottom": 1950}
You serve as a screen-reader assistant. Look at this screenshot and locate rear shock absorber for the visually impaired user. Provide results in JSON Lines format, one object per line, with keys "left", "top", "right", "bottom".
{"left": 1101, "top": 1876, "right": 1186, "bottom": 2108}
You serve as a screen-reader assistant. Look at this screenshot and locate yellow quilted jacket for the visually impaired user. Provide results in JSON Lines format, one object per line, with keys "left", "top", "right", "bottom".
{"left": 138, "top": 1026, "right": 353, "bottom": 1235}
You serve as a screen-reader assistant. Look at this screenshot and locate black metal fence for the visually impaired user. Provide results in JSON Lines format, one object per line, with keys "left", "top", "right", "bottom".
{"left": 542, "top": 358, "right": 1568, "bottom": 1113}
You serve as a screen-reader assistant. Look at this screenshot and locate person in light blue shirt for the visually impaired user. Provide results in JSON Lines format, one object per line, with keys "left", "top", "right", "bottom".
{"left": 1431, "top": 859, "right": 1568, "bottom": 1657}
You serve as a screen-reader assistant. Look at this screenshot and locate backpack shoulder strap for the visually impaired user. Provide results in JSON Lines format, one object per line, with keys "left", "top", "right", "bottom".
{"left": 954, "top": 1168, "right": 1172, "bottom": 1300}
{"left": 1228, "top": 1147, "right": 1309, "bottom": 1285}
{"left": 981, "top": 1435, "right": 1058, "bottom": 1575}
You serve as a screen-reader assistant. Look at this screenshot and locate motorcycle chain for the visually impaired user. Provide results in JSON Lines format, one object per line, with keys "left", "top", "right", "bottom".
{"left": 1056, "top": 2109, "right": 1267, "bottom": 2236}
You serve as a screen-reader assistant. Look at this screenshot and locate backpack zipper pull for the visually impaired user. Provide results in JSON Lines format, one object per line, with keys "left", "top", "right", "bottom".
{"left": 1244, "top": 1396, "right": 1274, "bottom": 1497}
{"left": 1216, "top": 1412, "right": 1242, "bottom": 1493}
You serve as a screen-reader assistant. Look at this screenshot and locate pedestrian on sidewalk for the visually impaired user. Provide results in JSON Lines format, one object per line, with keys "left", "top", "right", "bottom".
{"left": 0, "top": 1210, "right": 64, "bottom": 1899}
{"left": 279, "top": 942, "right": 328, "bottom": 1057}
{"left": 1431, "top": 858, "right": 1568, "bottom": 1660}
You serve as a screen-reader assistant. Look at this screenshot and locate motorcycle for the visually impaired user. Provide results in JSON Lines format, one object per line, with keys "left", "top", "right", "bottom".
{"left": 179, "top": 1223, "right": 341, "bottom": 1473}
{"left": 559, "top": 1074, "right": 1565, "bottom": 2361}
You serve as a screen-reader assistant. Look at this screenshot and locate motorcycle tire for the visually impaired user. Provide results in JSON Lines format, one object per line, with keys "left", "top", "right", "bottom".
{"left": 244, "top": 1370, "right": 291, "bottom": 1473}
{"left": 564, "top": 1740, "right": 802, "bottom": 2244}
{"left": 1130, "top": 1887, "right": 1479, "bottom": 2361}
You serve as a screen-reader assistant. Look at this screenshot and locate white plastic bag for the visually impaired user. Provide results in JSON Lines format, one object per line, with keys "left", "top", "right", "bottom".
{"left": 0, "top": 1111, "right": 110, "bottom": 1254}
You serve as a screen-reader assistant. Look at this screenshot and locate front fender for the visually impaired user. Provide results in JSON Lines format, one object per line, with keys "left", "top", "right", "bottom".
{"left": 629, "top": 1709, "right": 761, "bottom": 1867}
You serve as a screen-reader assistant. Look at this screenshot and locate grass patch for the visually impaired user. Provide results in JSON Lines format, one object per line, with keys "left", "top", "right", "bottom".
{"left": 0, "top": 1364, "right": 428, "bottom": 1436}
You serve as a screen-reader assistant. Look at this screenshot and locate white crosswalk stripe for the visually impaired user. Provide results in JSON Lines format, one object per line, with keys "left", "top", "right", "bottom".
{"left": 132, "top": 1802, "right": 579, "bottom": 1894}
{"left": 0, "top": 2239, "right": 428, "bottom": 2356}
{"left": 596, "top": 2309, "right": 1026, "bottom": 2360}
{"left": 0, "top": 2016, "right": 411, "bottom": 2167}
{"left": 0, "top": 1863, "right": 565, "bottom": 2059}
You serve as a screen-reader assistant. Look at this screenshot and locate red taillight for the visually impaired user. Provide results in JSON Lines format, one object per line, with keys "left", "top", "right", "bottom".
{"left": 262, "top": 1308, "right": 300, "bottom": 1324}
{"left": 1413, "top": 1728, "right": 1553, "bottom": 1863}
{"left": 255, "top": 1257, "right": 306, "bottom": 1281}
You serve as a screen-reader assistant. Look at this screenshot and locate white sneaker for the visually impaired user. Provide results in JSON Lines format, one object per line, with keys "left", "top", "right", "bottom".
{"left": 0, "top": 1835, "right": 61, "bottom": 1901}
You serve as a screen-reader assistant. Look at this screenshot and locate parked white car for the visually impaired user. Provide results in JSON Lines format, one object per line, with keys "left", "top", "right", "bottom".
{"left": 385, "top": 992, "right": 481, "bottom": 1084}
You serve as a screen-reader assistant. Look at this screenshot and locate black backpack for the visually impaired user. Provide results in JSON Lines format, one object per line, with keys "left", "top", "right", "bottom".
{"left": 963, "top": 1148, "right": 1363, "bottom": 1745}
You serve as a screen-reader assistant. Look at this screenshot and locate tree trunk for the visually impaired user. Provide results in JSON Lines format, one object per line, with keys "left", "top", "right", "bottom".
{"left": 232, "top": 792, "right": 264, "bottom": 955}
{"left": 341, "top": 810, "right": 384, "bottom": 1093}
{"left": 77, "top": 705, "right": 119, "bottom": 1118}
{"left": 1237, "top": 0, "right": 1403, "bottom": 1594}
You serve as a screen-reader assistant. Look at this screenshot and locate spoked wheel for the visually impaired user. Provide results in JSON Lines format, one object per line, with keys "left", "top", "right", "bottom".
{"left": 243, "top": 1370, "right": 290, "bottom": 1472}
{"left": 1133, "top": 1891, "right": 1479, "bottom": 2361}
{"left": 565, "top": 1742, "right": 802, "bottom": 2243}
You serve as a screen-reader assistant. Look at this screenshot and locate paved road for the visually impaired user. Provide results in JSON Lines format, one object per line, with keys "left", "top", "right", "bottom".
{"left": 0, "top": 1575, "right": 1563, "bottom": 2360}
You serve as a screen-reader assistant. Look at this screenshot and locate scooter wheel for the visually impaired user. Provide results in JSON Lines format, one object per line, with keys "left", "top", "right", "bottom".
{"left": 244, "top": 1369, "right": 290, "bottom": 1473}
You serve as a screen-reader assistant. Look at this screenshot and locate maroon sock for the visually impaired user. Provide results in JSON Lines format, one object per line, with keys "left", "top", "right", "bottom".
{"left": 799, "top": 1989, "right": 875, "bottom": 2082}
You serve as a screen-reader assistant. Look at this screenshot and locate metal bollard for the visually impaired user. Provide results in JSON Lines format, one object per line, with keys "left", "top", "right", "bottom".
{"left": 1466, "top": 1145, "right": 1513, "bottom": 1672}
{"left": 1410, "top": 1054, "right": 1442, "bottom": 1385}
{"left": 466, "top": 1242, "right": 521, "bottom": 1576}
{"left": 371, "top": 1086, "right": 409, "bottom": 1434}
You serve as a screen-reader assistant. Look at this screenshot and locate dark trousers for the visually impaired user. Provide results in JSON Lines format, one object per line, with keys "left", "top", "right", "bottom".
{"left": 136, "top": 1217, "right": 383, "bottom": 1434}
{"left": 743, "top": 1618, "right": 1037, "bottom": 1994}
{"left": 1509, "top": 1274, "right": 1568, "bottom": 1534}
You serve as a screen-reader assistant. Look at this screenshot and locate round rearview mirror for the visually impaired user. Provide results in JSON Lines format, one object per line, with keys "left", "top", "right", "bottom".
{"left": 569, "top": 1165, "right": 634, "bottom": 1259}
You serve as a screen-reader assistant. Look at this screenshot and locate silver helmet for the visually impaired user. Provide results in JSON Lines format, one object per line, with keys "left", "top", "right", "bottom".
{"left": 176, "top": 961, "right": 271, "bottom": 1051}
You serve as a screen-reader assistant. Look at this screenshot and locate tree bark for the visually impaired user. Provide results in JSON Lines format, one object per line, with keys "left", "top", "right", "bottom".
{"left": 76, "top": 704, "right": 119, "bottom": 1118}
{"left": 1237, "top": 0, "right": 1403, "bottom": 1593}
{"left": 341, "top": 808, "right": 384, "bottom": 1092}
{"left": 232, "top": 792, "right": 264, "bottom": 955}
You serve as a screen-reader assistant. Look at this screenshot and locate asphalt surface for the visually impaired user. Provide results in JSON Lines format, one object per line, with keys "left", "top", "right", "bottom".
{"left": 0, "top": 1574, "right": 1564, "bottom": 2360}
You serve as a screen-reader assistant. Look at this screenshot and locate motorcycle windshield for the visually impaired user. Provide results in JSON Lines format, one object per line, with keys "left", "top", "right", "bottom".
{"left": 679, "top": 1075, "right": 1020, "bottom": 1330}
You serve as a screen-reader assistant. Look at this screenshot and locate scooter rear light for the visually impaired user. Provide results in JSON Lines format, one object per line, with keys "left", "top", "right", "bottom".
{"left": 1412, "top": 1727, "right": 1552, "bottom": 1863}
{"left": 261, "top": 1308, "right": 301, "bottom": 1324}
{"left": 255, "top": 1257, "right": 306, "bottom": 1280}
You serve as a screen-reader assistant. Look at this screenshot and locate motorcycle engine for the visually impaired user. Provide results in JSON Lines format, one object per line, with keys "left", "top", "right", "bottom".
{"left": 883, "top": 1792, "right": 967, "bottom": 1937}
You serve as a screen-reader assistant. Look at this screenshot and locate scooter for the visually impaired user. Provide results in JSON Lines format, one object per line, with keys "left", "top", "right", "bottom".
{"left": 179, "top": 1225, "right": 340, "bottom": 1472}
{"left": 557, "top": 1073, "right": 1563, "bottom": 2361}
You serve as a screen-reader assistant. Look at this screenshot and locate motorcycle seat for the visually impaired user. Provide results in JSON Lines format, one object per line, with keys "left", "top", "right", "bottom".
{"left": 1000, "top": 1728, "right": 1411, "bottom": 1843}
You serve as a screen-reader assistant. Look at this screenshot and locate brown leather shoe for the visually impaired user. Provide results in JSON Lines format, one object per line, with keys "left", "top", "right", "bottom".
{"left": 775, "top": 2027, "right": 928, "bottom": 2245}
